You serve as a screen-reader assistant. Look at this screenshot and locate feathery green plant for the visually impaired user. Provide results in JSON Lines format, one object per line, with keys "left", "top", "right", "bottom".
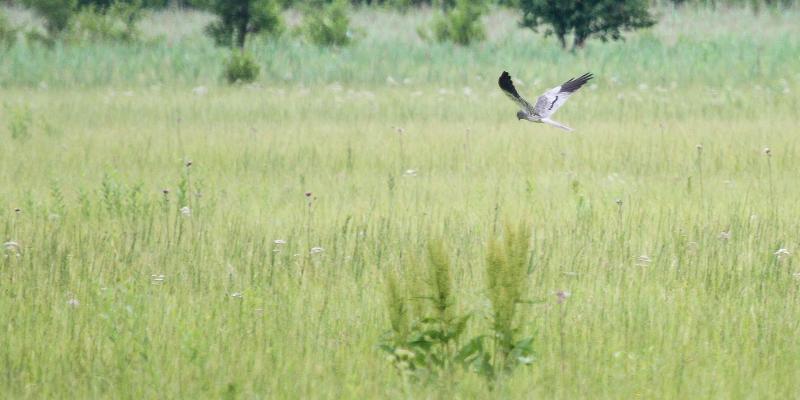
{"left": 484, "top": 223, "right": 534, "bottom": 371}
{"left": 382, "top": 227, "right": 535, "bottom": 387}
{"left": 380, "top": 242, "right": 470, "bottom": 381}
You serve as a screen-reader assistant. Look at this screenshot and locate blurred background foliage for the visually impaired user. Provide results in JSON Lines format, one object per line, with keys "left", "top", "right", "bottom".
{"left": 0, "top": 0, "right": 798, "bottom": 85}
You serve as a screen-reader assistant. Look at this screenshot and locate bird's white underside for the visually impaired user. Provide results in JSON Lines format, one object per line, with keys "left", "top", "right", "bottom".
{"left": 522, "top": 116, "right": 573, "bottom": 132}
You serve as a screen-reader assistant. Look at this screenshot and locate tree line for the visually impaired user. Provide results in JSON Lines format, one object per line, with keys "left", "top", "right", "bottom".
{"left": 1, "top": 0, "right": 796, "bottom": 83}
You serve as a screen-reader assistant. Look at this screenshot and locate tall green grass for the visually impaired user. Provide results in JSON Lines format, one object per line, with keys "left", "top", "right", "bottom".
{"left": 1, "top": 5, "right": 800, "bottom": 399}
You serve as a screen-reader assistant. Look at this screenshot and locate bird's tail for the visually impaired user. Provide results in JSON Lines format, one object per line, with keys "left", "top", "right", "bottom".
{"left": 541, "top": 118, "right": 574, "bottom": 132}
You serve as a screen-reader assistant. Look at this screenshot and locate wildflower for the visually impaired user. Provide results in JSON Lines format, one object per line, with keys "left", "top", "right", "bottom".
{"left": 556, "top": 290, "right": 571, "bottom": 304}
{"left": 775, "top": 248, "right": 790, "bottom": 260}
{"left": 230, "top": 292, "right": 243, "bottom": 299}
{"left": 394, "top": 126, "right": 404, "bottom": 134}
{"left": 719, "top": 230, "right": 731, "bottom": 241}
{"left": 273, "top": 239, "right": 287, "bottom": 245}
{"left": 67, "top": 298, "right": 80, "bottom": 307}
{"left": 310, "top": 247, "right": 324, "bottom": 255}
{"left": 615, "top": 199, "right": 623, "bottom": 207}
{"left": 3, "top": 241, "right": 20, "bottom": 253}
{"left": 192, "top": 86, "right": 208, "bottom": 96}
{"left": 403, "top": 169, "right": 417, "bottom": 177}
{"left": 14, "top": 208, "right": 21, "bottom": 213}
{"left": 517, "top": 355, "right": 534, "bottom": 365}
{"left": 151, "top": 274, "right": 165, "bottom": 284}
{"left": 696, "top": 144, "right": 703, "bottom": 153}
{"left": 763, "top": 147, "right": 771, "bottom": 157}
{"left": 636, "top": 255, "right": 652, "bottom": 266}
{"left": 185, "top": 160, "right": 193, "bottom": 168}
{"left": 180, "top": 206, "right": 191, "bottom": 217}
{"left": 305, "top": 192, "right": 312, "bottom": 197}
{"left": 394, "top": 348, "right": 415, "bottom": 359}
{"left": 162, "top": 189, "right": 170, "bottom": 195}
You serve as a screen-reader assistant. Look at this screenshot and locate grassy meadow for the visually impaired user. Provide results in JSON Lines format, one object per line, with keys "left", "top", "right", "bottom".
{"left": 2, "top": 5, "right": 800, "bottom": 399}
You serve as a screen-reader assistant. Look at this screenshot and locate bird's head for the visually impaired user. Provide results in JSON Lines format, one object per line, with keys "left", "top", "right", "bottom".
{"left": 516, "top": 111, "right": 527, "bottom": 120}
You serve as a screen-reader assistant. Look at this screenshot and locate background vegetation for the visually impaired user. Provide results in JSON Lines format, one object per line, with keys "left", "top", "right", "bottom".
{"left": 1, "top": 0, "right": 799, "bottom": 398}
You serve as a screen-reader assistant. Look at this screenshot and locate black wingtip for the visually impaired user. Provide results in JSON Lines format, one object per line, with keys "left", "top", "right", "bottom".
{"left": 498, "top": 71, "right": 510, "bottom": 86}
{"left": 498, "top": 71, "right": 520, "bottom": 98}
{"left": 561, "top": 72, "right": 594, "bottom": 93}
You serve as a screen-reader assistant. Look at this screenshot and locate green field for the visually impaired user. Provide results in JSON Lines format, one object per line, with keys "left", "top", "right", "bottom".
{"left": 2, "top": 5, "right": 800, "bottom": 399}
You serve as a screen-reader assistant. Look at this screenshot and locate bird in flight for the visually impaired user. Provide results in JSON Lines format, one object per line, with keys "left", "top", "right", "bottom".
{"left": 498, "top": 71, "right": 593, "bottom": 132}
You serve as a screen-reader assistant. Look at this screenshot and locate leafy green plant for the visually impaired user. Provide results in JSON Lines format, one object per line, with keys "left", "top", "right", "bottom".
{"left": 299, "top": 0, "right": 353, "bottom": 47}
{"left": 518, "top": 0, "right": 656, "bottom": 50}
{"left": 421, "top": 0, "right": 485, "bottom": 45}
{"left": 223, "top": 51, "right": 260, "bottom": 84}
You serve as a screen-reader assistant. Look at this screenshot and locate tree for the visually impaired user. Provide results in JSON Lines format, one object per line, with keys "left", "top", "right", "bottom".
{"left": 194, "top": 0, "right": 282, "bottom": 48}
{"left": 518, "top": 0, "right": 656, "bottom": 51}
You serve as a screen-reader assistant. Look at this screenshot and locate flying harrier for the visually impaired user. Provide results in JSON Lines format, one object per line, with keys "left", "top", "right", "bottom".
{"left": 498, "top": 71, "right": 593, "bottom": 132}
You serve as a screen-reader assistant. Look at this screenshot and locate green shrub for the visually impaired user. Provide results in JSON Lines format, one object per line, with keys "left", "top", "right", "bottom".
{"left": 0, "top": 10, "right": 17, "bottom": 49}
{"left": 69, "top": 2, "right": 143, "bottom": 43}
{"left": 423, "top": 0, "right": 485, "bottom": 45}
{"left": 223, "top": 51, "right": 260, "bottom": 84}
{"left": 22, "top": 0, "right": 78, "bottom": 37}
{"left": 300, "top": 0, "right": 353, "bottom": 47}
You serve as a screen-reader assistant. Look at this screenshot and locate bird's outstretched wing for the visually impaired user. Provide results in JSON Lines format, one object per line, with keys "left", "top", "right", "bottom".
{"left": 532, "top": 73, "right": 593, "bottom": 118}
{"left": 498, "top": 71, "right": 533, "bottom": 113}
